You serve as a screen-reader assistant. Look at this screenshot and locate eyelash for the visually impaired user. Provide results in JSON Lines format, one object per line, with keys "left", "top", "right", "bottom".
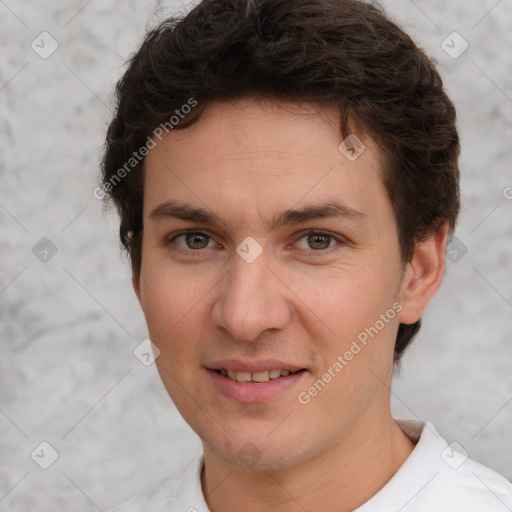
{"left": 165, "top": 229, "right": 345, "bottom": 256}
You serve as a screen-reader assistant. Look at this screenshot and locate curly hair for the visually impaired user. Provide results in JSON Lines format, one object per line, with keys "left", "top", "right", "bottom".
{"left": 101, "top": 0, "right": 460, "bottom": 361}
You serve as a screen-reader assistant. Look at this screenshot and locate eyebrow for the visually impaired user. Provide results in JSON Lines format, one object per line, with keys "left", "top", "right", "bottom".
{"left": 148, "top": 200, "right": 367, "bottom": 231}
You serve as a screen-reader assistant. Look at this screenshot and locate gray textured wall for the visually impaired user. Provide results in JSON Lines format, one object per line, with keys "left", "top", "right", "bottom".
{"left": 1, "top": 1, "right": 511, "bottom": 510}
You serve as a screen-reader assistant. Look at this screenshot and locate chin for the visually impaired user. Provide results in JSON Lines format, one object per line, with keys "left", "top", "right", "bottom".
{"left": 204, "top": 434, "right": 313, "bottom": 472}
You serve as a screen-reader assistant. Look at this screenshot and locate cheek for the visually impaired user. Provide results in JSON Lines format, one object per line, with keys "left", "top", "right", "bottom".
{"left": 138, "top": 261, "right": 210, "bottom": 354}
{"left": 285, "top": 263, "right": 397, "bottom": 339}
{"left": 138, "top": 263, "right": 210, "bottom": 417}
{"left": 288, "top": 264, "right": 400, "bottom": 396}
{"left": 297, "top": 276, "right": 398, "bottom": 417}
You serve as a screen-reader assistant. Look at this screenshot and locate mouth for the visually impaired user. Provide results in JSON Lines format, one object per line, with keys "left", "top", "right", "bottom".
{"left": 214, "top": 368, "right": 305, "bottom": 383}
{"left": 207, "top": 364, "right": 308, "bottom": 403}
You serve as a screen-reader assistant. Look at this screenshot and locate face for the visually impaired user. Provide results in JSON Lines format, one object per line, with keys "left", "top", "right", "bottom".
{"left": 135, "top": 98, "right": 418, "bottom": 471}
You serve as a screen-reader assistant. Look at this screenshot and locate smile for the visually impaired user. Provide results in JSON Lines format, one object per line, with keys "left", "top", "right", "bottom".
{"left": 215, "top": 368, "right": 300, "bottom": 383}
{"left": 208, "top": 367, "right": 307, "bottom": 403}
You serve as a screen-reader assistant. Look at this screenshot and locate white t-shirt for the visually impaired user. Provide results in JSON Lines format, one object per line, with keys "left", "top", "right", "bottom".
{"left": 109, "top": 420, "right": 512, "bottom": 511}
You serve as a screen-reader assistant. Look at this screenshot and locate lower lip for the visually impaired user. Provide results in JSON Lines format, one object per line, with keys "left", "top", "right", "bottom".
{"left": 207, "top": 369, "right": 307, "bottom": 403}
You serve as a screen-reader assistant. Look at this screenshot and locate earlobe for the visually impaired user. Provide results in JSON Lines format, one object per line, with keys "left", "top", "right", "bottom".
{"left": 398, "top": 223, "right": 449, "bottom": 325}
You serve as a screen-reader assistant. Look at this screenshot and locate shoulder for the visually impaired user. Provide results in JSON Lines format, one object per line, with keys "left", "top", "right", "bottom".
{"left": 108, "top": 455, "right": 208, "bottom": 512}
{"left": 358, "top": 420, "right": 512, "bottom": 512}
{"left": 402, "top": 420, "right": 512, "bottom": 511}
{"left": 433, "top": 452, "right": 512, "bottom": 510}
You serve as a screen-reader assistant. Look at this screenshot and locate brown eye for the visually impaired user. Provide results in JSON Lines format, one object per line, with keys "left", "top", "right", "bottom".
{"left": 185, "top": 233, "right": 210, "bottom": 249}
{"left": 170, "top": 231, "right": 216, "bottom": 250}
{"left": 307, "top": 233, "right": 332, "bottom": 250}
{"left": 294, "top": 231, "right": 341, "bottom": 252}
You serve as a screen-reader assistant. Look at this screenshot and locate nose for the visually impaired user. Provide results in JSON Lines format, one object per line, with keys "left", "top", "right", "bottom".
{"left": 211, "top": 247, "right": 291, "bottom": 343}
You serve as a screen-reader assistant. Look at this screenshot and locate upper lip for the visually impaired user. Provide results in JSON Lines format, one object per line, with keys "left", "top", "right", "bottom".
{"left": 206, "top": 359, "right": 305, "bottom": 373}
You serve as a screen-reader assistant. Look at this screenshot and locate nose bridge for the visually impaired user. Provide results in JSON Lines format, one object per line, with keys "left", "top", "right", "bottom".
{"left": 213, "top": 246, "right": 289, "bottom": 341}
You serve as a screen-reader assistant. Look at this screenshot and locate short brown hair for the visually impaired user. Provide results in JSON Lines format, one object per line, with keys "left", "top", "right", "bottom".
{"left": 101, "top": 0, "right": 460, "bottom": 361}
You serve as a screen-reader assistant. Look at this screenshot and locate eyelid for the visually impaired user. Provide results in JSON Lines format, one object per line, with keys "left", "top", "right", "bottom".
{"left": 167, "top": 229, "right": 220, "bottom": 250}
{"left": 290, "top": 229, "right": 345, "bottom": 252}
{"left": 166, "top": 228, "right": 345, "bottom": 253}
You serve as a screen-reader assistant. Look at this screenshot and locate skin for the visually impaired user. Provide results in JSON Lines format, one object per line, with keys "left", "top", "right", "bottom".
{"left": 133, "top": 98, "right": 448, "bottom": 511}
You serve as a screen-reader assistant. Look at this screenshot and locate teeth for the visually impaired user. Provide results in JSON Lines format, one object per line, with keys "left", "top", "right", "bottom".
{"left": 252, "top": 371, "right": 270, "bottom": 382}
{"left": 219, "top": 368, "right": 296, "bottom": 382}
{"left": 236, "top": 371, "right": 251, "bottom": 382}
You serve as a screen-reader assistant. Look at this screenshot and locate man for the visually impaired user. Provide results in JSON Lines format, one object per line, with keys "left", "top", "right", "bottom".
{"left": 102, "top": 0, "right": 512, "bottom": 510}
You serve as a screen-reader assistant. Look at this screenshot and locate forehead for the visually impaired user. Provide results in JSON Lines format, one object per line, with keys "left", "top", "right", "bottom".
{"left": 142, "top": 98, "right": 390, "bottom": 231}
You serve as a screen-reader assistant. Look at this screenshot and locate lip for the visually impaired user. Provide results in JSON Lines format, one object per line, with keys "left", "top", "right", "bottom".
{"left": 206, "top": 358, "right": 305, "bottom": 374}
{"left": 206, "top": 367, "right": 308, "bottom": 403}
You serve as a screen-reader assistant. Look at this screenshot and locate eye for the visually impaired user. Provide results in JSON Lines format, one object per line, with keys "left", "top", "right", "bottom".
{"left": 293, "top": 230, "right": 343, "bottom": 252}
{"left": 165, "top": 229, "right": 345, "bottom": 255}
{"left": 170, "top": 231, "right": 217, "bottom": 251}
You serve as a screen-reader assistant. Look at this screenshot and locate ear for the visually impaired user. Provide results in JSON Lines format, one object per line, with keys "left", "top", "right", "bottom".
{"left": 398, "top": 223, "right": 449, "bottom": 324}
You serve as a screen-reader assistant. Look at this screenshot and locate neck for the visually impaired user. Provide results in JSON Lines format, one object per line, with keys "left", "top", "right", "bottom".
{"left": 201, "top": 413, "right": 415, "bottom": 512}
